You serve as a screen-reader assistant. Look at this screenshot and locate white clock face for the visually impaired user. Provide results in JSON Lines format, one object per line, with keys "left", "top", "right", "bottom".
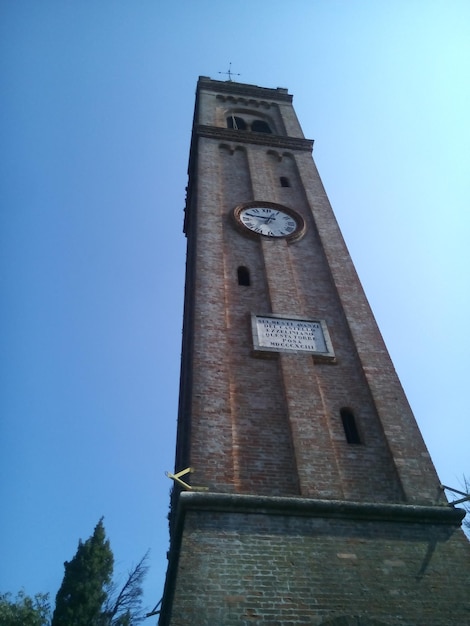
{"left": 239, "top": 206, "right": 299, "bottom": 238}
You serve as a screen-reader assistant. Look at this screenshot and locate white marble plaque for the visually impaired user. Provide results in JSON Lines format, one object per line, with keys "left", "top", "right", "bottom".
{"left": 252, "top": 314, "right": 335, "bottom": 358}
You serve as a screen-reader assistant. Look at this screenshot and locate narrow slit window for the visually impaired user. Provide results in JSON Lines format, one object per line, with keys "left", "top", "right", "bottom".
{"left": 237, "top": 266, "right": 250, "bottom": 286}
{"left": 280, "top": 176, "right": 290, "bottom": 187}
{"left": 340, "top": 408, "right": 361, "bottom": 444}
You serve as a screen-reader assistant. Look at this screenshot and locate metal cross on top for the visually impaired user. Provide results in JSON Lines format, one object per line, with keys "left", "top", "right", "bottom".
{"left": 218, "top": 62, "right": 241, "bottom": 82}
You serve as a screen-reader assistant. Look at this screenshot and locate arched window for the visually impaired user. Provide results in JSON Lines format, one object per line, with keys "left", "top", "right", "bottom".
{"left": 280, "top": 176, "right": 290, "bottom": 187}
{"left": 227, "top": 115, "right": 246, "bottom": 130}
{"left": 251, "top": 120, "right": 272, "bottom": 134}
{"left": 237, "top": 266, "right": 250, "bottom": 286}
{"left": 340, "top": 408, "right": 361, "bottom": 444}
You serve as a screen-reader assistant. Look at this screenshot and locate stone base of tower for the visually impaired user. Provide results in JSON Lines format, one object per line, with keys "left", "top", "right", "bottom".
{"left": 159, "top": 492, "right": 470, "bottom": 625}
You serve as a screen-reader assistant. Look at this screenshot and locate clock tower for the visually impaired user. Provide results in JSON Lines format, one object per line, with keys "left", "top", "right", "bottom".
{"left": 159, "top": 77, "right": 470, "bottom": 625}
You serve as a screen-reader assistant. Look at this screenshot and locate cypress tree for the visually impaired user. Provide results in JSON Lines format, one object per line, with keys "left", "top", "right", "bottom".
{"left": 51, "top": 518, "right": 113, "bottom": 626}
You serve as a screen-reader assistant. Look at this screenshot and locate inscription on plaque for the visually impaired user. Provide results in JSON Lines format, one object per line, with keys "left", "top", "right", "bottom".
{"left": 252, "top": 314, "right": 335, "bottom": 359}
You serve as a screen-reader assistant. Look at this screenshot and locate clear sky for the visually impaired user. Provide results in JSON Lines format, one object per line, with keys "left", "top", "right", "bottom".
{"left": 1, "top": 0, "right": 469, "bottom": 617}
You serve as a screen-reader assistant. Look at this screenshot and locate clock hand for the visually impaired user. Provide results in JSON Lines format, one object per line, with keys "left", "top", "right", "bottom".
{"left": 245, "top": 213, "right": 271, "bottom": 220}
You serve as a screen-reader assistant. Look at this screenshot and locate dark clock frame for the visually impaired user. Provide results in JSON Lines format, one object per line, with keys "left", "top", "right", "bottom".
{"left": 232, "top": 201, "right": 306, "bottom": 242}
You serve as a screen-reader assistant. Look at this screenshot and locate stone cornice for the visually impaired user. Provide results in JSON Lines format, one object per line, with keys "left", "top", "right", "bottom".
{"left": 197, "top": 76, "right": 293, "bottom": 102}
{"left": 196, "top": 124, "right": 314, "bottom": 152}
{"left": 178, "top": 491, "right": 465, "bottom": 526}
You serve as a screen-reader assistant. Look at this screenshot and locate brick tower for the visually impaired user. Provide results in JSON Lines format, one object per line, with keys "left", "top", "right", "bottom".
{"left": 158, "top": 77, "right": 470, "bottom": 625}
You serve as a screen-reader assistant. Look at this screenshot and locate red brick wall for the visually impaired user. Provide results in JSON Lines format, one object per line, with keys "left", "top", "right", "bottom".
{"left": 184, "top": 127, "right": 418, "bottom": 503}
{"left": 164, "top": 495, "right": 470, "bottom": 626}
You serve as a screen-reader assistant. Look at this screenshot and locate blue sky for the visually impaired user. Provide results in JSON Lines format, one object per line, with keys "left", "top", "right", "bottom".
{"left": 1, "top": 0, "right": 469, "bottom": 617}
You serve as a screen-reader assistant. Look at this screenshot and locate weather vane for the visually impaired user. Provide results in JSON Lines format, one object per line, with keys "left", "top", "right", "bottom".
{"left": 218, "top": 62, "right": 240, "bottom": 82}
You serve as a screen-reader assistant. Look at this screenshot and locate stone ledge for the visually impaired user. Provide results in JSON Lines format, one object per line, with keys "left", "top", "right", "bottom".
{"left": 178, "top": 491, "right": 465, "bottom": 526}
{"left": 196, "top": 125, "right": 314, "bottom": 151}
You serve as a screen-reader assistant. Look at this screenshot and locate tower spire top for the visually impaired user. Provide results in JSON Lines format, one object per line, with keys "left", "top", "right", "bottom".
{"left": 218, "top": 62, "right": 240, "bottom": 82}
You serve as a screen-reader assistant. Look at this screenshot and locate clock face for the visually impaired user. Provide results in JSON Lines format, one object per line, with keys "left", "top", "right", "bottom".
{"left": 236, "top": 205, "right": 302, "bottom": 238}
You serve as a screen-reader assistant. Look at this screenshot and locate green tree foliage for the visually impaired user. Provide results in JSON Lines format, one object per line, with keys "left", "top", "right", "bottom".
{"left": 0, "top": 590, "right": 51, "bottom": 626}
{"left": 51, "top": 518, "right": 113, "bottom": 626}
{"left": 2, "top": 520, "right": 148, "bottom": 626}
